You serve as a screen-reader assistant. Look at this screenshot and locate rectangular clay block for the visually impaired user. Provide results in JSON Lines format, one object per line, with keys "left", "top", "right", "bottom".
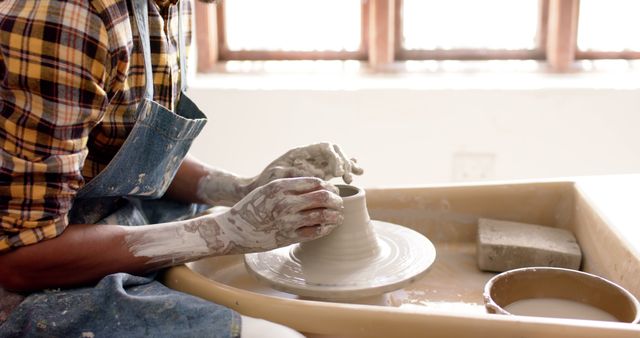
{"left": 477, "top": 218, "right": 582, "bottom": 272}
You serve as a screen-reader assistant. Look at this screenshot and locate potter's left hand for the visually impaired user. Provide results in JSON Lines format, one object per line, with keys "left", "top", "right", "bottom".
{"left": 249, "top": 142, "right": 363, "bottom": 190}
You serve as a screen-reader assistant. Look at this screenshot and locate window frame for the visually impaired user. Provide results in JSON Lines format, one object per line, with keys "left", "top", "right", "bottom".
{"left": 215, "top": 0, "right": 369, "bottom": 61}
{"left": 194, "top": 0, "right": 640, "bottom": 73}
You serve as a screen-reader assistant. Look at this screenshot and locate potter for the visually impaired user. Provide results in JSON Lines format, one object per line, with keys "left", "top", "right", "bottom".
{"left": 0, "top": 0, "right": 368, "bottom": 335}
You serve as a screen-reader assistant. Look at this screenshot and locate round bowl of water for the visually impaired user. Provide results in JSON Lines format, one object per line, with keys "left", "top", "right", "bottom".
{"left": 483, "top": 267, "right": 640, "bottom": 323}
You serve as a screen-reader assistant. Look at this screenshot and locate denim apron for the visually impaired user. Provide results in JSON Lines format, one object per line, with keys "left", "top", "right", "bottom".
{"left": 0, "top": 1, "right": 241, "bottom": 337}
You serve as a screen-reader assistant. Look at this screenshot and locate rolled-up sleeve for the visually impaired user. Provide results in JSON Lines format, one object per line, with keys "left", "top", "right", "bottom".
{"left": 0, "top": 1, "right": 109, "bottom": 251}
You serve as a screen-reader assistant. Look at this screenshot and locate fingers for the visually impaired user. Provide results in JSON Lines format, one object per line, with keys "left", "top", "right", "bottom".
{"left": 264, "top": 176, "right": 337, "bottom": 195}
{"left": 333, "top": 145, "right": 365, "bottom": 183}
{"left": 320, "top": 143, "right": 364, "bottom": 184}
{"left": 295, "top": 224, "right": 337, "bottom": 240}
{"left": 331, "top": 144, "right": 353, "bottom": 183}
{"left": 281, "top": 188, "right": 343, "bottom": 215}
{"left": 259, "top": 177, "right": 340, "bottom": 216}
{"left": 286, "top": 209, "right": 342, "bottom": 240}
{"left": 287, "top": 209, "right": 343, "bottom": 231}
{"left": 264, "top": 178, "right": 343, "bottom": 243}
{"left": 297, "top": 143, "right": 364, "bottom": 182}
{"left": 272, "top": 210, "right": 341, "bottom": 246}
{"left": 268, "top": 166, "right": 328, "bottom": 182}
{"left": 266, "top": 143, "right": 363, "bottom": 184}
{"left": 350, "top": 157, "right": 364, "bottom": 175}
{"left": 322, "top": 143, "right": 346, "bottom": 178}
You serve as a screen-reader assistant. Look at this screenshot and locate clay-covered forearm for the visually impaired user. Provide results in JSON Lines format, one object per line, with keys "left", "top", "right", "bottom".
{"left": 126, "top": 178, "right": 343, "bottom": 268}
{"left": 165, "top": 155, "right": 251, "bottom": 206}
{"left": 0, "top": 218, "right": 234, "bottom": 292}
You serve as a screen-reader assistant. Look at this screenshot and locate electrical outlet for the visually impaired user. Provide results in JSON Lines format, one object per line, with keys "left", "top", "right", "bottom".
{"left": 452, "top": 152, "right": 496, "bottom": 182}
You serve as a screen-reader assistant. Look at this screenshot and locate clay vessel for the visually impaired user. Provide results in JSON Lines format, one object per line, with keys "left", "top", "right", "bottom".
{"left": 291, "top": 184, "right": 380, "bottom": 264}
{"left": 244, "top": 184, "right": 436, "bottom": 300}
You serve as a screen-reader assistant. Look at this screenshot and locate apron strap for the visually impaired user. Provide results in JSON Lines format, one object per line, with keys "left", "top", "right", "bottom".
{"left": 132, "top": 0, "right": 154, "bottom": 100}
{"left": 177, "top": 0, "right": 188, "bottom": 92}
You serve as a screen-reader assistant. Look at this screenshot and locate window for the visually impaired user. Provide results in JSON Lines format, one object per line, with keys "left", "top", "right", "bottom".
{"left": 223, "top": 0, "right": 363, "bottom": 54}
{"left": 398, "top": 0, "right": 542, "bottom": 60}
{"left": 194, "top": 0, "right": 368, "bottom": 70}
{"left": 194, "top": 0, "right": 640, "bottom": 72}
{"left": 576, "top": 0, "right": 640, "bottom": 59}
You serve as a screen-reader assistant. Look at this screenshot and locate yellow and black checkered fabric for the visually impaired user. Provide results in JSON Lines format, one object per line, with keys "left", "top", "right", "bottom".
{"left": 0, "top": 0, "right": 193, "bottom": 251}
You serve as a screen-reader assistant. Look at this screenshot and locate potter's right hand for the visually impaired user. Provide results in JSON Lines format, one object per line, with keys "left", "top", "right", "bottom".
{"left": 203, "top": 177, "right": 344, "bottom": 254}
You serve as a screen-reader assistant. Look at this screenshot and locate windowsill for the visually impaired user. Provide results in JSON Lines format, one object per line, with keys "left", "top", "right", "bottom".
{"left": 190, "top": 60, "right": 640, "bottom": 91}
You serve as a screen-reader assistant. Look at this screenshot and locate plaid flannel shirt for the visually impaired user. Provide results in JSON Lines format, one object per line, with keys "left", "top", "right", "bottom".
{"left": 0, "top": 0, "right": 193, "bottom": 251}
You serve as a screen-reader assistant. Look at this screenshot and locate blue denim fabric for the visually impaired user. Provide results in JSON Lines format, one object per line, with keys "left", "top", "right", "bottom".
{"left": 69, "top": 92, "right": 207, "bottom": 225}
{"left": 0, "top": 274, "right": 240, "bottom": 338}
{"left": 74, "top": 95, "right": 206, "bottom": 200}
{"left": 0, "top": 0, "right": 241, "bottom": 336}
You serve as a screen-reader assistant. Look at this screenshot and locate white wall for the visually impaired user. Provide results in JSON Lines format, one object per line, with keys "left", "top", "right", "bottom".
{"left": 187, "top": 73, "right": 640, "bottom": 188}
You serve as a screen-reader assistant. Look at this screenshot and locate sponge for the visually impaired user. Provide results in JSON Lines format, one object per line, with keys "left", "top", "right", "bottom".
{"left": 477, "top": 218, "right": 582, "bottom": 272}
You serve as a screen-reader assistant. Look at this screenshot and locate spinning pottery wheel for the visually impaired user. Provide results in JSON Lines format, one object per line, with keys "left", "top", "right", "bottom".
{"left": 244, "top": 185, "right": 436, "bottom": 300}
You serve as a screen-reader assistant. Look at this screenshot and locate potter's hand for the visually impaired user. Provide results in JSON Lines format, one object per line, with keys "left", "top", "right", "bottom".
{"left": 250, "top": 143, "right": 363, "bottom": 191}
{"left": 199, "top": 177, "right": 344, "bottom": 254}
